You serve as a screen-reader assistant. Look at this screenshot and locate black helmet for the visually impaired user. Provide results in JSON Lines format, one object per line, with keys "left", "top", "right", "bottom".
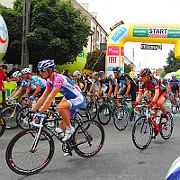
{"left": 140, "top": 68, "right": 151, "bottom": 76}
{"left": 98, "top": 70, "right": 105, "bottom": 76}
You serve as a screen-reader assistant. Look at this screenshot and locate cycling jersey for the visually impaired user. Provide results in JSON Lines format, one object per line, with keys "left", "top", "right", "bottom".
{"left": 139, "top": 75, "right": 167, "bottom": 95}
{"left": 169, "top": 78, "right": 180, "bottom": 88}
{"left": 84, "top": 76, "right": 92, "bottom": 91}
{"left": 99, "top": 76, "right": 115, "bottom": 94}
{"left": 117, "top": 73, "right": 136, "bottom": 86}
{"left": 46, "top": 72, "right": 81, "bottom": 100}
{"left": 29, "top": 75, "right": 46, "bottom": 90}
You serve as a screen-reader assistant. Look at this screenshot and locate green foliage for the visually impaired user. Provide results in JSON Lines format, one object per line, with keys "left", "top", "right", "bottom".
{"left": 164, "top": 49, "right": 180, "bottom": 74}
{"left": 124, "top": 63, "right": 132, "bottom": 73}
{"left": 160, "top": 69, "right": 166, "bottom": 78}
{"left": 86, "top": 49, "right": 105, "bottom": 72}
{"left": 1, "top": 0, "right": 91, "bottom": 67}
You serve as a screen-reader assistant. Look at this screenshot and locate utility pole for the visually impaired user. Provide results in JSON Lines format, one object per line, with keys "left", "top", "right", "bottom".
{"left": 21, "top": 0, "right": 31, "bottom": 68}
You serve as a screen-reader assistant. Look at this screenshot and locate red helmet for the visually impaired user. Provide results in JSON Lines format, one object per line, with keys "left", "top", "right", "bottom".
{"left": 140, "top": 68, "right": 151, "bottom": 76}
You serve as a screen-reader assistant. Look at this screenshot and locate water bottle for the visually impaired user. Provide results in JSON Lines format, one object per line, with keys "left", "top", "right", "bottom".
{"left": 112, "top": 102, "right": 116, "bottom": 109}
{"left": 156, "top": 117, "right": 160, "bottom": 124}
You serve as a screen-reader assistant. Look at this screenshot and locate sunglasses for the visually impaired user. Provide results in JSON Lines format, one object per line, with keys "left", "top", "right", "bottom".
{"left": 39, "top": 69, "right": 46, "bottom": 73}
{"left": 113, "top": 71, "right": 117, "bottom": 73}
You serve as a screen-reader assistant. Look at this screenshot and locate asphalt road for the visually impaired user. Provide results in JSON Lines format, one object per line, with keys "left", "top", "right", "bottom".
{"left": 0, "top": 103, "right": 180, "bottom": 180}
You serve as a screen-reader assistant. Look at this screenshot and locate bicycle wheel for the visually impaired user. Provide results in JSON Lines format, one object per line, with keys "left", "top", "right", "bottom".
{"left": 132, "top": 116, "right": 153, "bottom": 150}
{"left": 6, "top": 129, "right": 54, "bottom": 175}
{"left": 16, "top": 105, "right": 32, "bottom": 130}
{"left": 86, "top": 101, "right": 98, "bottom": 119}
{"left": 160, "top": 112, "right": 173, "bottom": 140}
{"left": 113, "top": 106, "right": 128, "bottom": 131}
{"left": 171, "top": 99, "right": 177, "bottom": 114}
{"left": 97, "top": 104, "right": 111, "bottom": 125}
{"left": 0, "top": 106, "right": 18, "bottom": 129}
{"left": 73, "top": 120, "right": 105, "bottom": 158}
{"left": 0, "top": 117, "right": 6, "bottom": 137}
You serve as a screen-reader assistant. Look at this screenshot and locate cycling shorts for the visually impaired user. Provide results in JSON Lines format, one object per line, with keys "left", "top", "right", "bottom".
{"left": 172, "top": 86, "right": 179, "bottom": 93}
{"left": 66, "top": 93, "right": 85, "bottom": 117}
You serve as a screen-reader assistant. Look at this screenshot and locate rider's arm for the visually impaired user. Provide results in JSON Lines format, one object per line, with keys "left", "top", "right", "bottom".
{"left": 108, "top": 84, "right": 112, "bottom": 96}
{"left": 125, "top": 81, "right": 131, "bottom": 96}
{"left": 39, "top": 87, "right": 60, "bottom": 112}
{"left": 31, "top": 83, "right": 40, "bottom": 98}
{"left": 135, "top": 91, "right": 142, "bottom": 104}
{"left": 114, "top": 83, "right": 119, "bottom": 97}
{"left": 31, "top": 88, "right": 51, "bottom": 112}
{"left": 11, "top": 87, "right": 24, "bottom": 98}
{"left": 89, "top": 83, "right": 94, "bottom": 94}
{"left": 97, "top": 86, "right": 101, "bottom": 97}
{"left": 83, "top": 81, "right": 87, "bottom": 91}
{"left": 9, "top": 88, "right": 18, "bottom": 97}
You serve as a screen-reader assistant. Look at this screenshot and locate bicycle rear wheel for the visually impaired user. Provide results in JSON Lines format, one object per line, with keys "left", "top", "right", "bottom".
{"left": 132, "top": 116, "right": 152, "bottom": 150}
{"left": 1, "top": 106, "right": 18, "bottom": 129}
{"left": 0, "top": 117, "right": 6, "bottom": 137}
{"left": 113, "top": 106, "right": 128, "bottom": 131}
{"left": 73, "top": 120, "right": 105, "bottom": 158}
{"left": 160, "top": 112, "right": 173, "bottom": 140}
{"left": 97, "top": 104, "right": 111, "bottom": 125}
{"left": 16, "top": 105, "right": 32, "bottom": 130}
{"left": 6, "top": 129, "right": 54, "bottom": 175}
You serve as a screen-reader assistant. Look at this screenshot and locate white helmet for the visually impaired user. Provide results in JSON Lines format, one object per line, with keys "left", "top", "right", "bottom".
{"left": 21, "top": 68, "right": 32, "bottom": 75}
{"left": 12, "top": 71, "right": 21, "bottom": 78}
{"left": 73, "top": 70, "right": 80, "bottom": 77}
{"left": 171, "top": 74, "right": 176, "bottom": 78}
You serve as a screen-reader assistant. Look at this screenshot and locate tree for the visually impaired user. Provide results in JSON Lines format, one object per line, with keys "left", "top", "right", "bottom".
{"left": 164, "top": 49, "right": 180, "bottom": 74}
{"left": 0, "top": 0, "right": 91, "bottom": 67}
{"left": 86, "top": 49, "right": 105, "bottom": 72}
{"left": 160, "top": 69, "right": 166, "bottom": 78}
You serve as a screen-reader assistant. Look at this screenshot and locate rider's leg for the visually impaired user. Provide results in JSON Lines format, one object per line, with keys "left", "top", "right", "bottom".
{"left": 157, "top": 95, "right": 167, "bottom": 115}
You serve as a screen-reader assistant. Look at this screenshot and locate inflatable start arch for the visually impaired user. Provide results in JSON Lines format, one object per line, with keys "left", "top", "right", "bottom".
{"left": 106, "top": 21, "right": 180, "bottom": 76}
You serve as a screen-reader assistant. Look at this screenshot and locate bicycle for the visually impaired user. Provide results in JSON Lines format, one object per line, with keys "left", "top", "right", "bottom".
{"left": 6, "top": 108, "right": 105, "bottom": 175}
{"left": 0, "top": 115, "right": 6, "bottom": 137}
{"left": 171, "top": 92, "right": 180, "bottom": 114}
{"left": 86, "top": 95, "right": 103, "bottom": 119}
{"left": 132, "top": 106, "right": 173, "bottom": 150}
{"left": 0, "top": 98, "right": 28, "bottom": 129}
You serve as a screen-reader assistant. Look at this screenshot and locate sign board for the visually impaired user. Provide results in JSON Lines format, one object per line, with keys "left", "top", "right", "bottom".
{"left": 140, "top": 44, "right": 162, "bottom": 50}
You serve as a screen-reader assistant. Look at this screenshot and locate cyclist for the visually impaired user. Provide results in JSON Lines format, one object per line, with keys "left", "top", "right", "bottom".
{"left": 8, "top": 71, "right": 27, "bottom": 102}
{"left": 31, "top": 59, "right": 85, "bottom": 148}
{"left": 73, "top": 70, "right": 83, "bottom": 89}
{"left": 82, "top": 74, "right": 92, "bottom": 93}
{"left": 113, "top": 67, "right": 137, "bottom": 107}
{"left": 89, "top": 72, "right": 99, "bottom": 95}
{"left": 21, "top": 68, "right": 46, "bottom": 102}
{"left": 169, "top": 74, "right": 180, "bottom": 98}
{"left": 97, "top": 70, "right": 115, "bottom": 98}
{"left": 135, "top": 68, "right": 168, "bottom": 129}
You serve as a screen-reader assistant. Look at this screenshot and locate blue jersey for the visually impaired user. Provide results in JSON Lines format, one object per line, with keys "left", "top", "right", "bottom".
{"left": 169, "top": 78, "right": 180, "bottom": 88}
{"left": 29, "top": 75, "right": 46, "bottom": 90}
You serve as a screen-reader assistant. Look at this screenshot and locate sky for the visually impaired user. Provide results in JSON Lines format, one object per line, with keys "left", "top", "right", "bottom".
{"left": 77, "top": 0, "right": 180, "bottom": 70}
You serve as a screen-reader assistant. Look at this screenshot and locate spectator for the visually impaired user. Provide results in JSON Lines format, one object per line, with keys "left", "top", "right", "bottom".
{"left": 64, "top": 70, "right": 70, "bottom": 78}
{"left": 0, "top": 62, "right": 6, "bottom": 108}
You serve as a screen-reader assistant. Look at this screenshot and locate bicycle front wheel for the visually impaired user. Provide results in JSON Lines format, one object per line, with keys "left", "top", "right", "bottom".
{"left": 16, "top": 105, "right": 32, "bottom": 130}
{"left": 73, "top": 120, "right": 105, "bottom": 158}
{"left": 160, "top": 112, "right": 173, "bottom": 140}
{"left": 86, "top": 101, "right": 98, "bottom": 119}
{"left": 6, "top": 129, "right": 54, "bottom": 175}
{"left": 0, "top": 117, "right": 6, "bottom": 137}
{"left": 1, "top": 106, "right": 18, "bottom": 129}
{"left": 113, "top": 106, "right": 128, "bottom": 131}
{"left": 97, "top": 104, "right": 111, "bottom": 125}
{"left": 132, "top": 116, "right": 152, "bottom": 150}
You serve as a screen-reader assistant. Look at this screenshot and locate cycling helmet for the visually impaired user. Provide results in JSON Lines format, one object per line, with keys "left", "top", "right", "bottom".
{"left": 21, "top": 68, "right": 32, "bottom": 75}
{"left": 112, "top": 66, "right": 121, "bottom": 72}
{"left": 171, "top": 74, "right": 176, "bottom": 78}
{"left": 98, "top": 70, "right": 105, "bottom": 76}
{"left": 12, "top": 71, "right": 20, "bottom": 78}
{"left": 37, "top": 59, "right": 56, "bottom": 71}
{"left": 93, "top": 72, "right": 98, "bottom": 77}
{"left": 140, "top": 68, "right": 151, "bottom": 77}
{"left": 73, "top": 70, "right": 80, "bottom": 77}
